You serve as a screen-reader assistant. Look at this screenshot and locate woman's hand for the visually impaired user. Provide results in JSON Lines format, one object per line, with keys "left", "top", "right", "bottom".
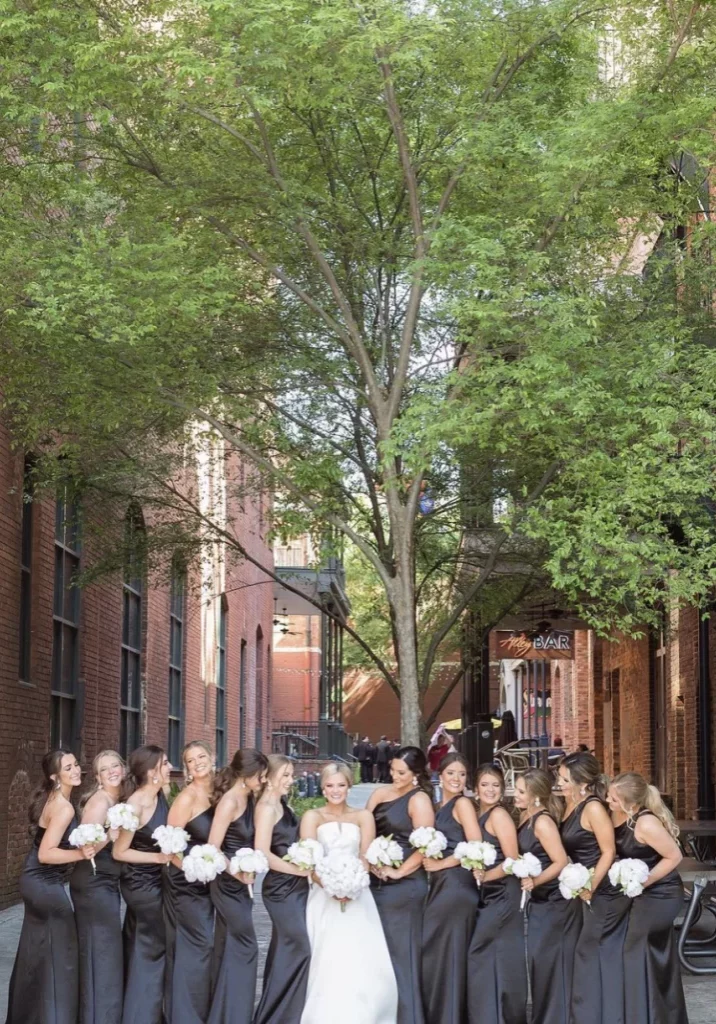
{"left": 521, "top": 877, "right": 536, "bottom": 892}
{"left": 154, "top": 852, "right": 173, "bottom": 865}
{"left": 380, "top": 866, "right": 402, "bottom": 881}
{"left": 108, "top": 827, "right": 120, "bottom": 843}
{"left": 423, "top": 857, "right": 445, "bottom": 873}
{"left": 80, "top": 845, "right": 96, "bottom": 861}
{"left": 170, "top": 854, "right": 184, "bottom": 871}
{"left": 237, "top": 871, "right": 255, "bottom": 886}
{"left": 578, "top": 888, "right": 592, "bottom": 902}
{"left": 473, "top": 868, "right": 485, "bottom": 885}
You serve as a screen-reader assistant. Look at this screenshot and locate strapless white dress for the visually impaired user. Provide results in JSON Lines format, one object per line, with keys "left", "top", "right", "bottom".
{"left": 300, "top": 821, "right": 398, "bottom": 1024}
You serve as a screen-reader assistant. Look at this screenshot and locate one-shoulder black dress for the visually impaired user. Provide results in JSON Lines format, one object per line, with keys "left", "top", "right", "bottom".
{"left": 71, "top": 832, "right": 124, "bottom": 1024}
{"left": 253, "top": 801, "right": 311, "bottom": 1024}
{"left": 164, "top": 807, "right": 215, "bottom": 1024}
{"left": 209, "top": 799, "right": 259, "bottom": 1024}
{"left": 466, "top": 809, "right": 527, "bottom": 1024}
{"left": 518, "top": 810, "right": 581, "bottom": 1024}
{"left": 421, "top": 796, "right": 480, "bottom": 1024}
{"left": 371, "top": 790, "right": 428, "bottom": 1024}
{"left": 560, "top": 797, "right": 629, "bottom": 1024}
{"left": 120, "top": 792, "right": 168, "bottom": 1024}
{"left": 615, "top": 810, "right": 687, "bottom": 1023}
{"left": 6, "top": 817, "right": 78, "bottom": 1024}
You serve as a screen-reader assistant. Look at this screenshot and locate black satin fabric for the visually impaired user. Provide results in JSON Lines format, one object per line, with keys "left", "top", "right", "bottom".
{"left": 421, "top": 797, "right": 480, "bottom": 1024}
{"left": 466, "top": 809, "right": 528, "bottom": 1024}
{"left": 5, "top": 819, "right": 78, "bottom": 1024}
{"left": 615, "top": 811, "right": 687, "bottom": 1023}
{"left": 253, "top": 801, "right": 310, "bottom": 1024}
{"left": 70, "top": 840, "right": 124, "bottom": 1024}
{"left": 209, "top": 800, "right": 259, "bottom": 1024}
{"left": 120, "top": 792, "right": 168, "bottom": 1024}
{"left": 164, "top": 807, "right": 215, "bottom": 1024}
{"left": 371, "top": 790, "right": 428, "bottom": 1024}
{"left": 518, "top": 811, "right": 581, "bottom": 1024}
{"left": 560, "top": 797, "right": 629, "bottom": 1024}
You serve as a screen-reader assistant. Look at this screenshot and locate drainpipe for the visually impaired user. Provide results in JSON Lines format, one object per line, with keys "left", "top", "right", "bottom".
{"left": 697, "top": 608, "right": 715, "bottom": 820}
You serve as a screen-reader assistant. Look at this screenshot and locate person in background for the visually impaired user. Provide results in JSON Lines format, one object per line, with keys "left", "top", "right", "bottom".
{"left": 497, "top": 710, "right": 517, "bottom": 748}
{"left": 375, "top": 736, "right": 392, "bottom": 784}
{"left": 357, "top": 736, "right": 374, "bottom": 783}
{"left": 427, "top": 730, "right": 450, "bottom": 777}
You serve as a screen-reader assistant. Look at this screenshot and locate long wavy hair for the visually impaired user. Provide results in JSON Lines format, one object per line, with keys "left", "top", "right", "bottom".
{"left": 79, "top": 749, "right": 125, "bottom": 812}
{"left": 521, "top": 768, "right": 563, "bottom": 822}
{"left": 473, "top": 763, "right": 506, "bottom": 814}
{"left": 212, "top": 748, "right": 269, "bottom": 806}
{"left": 561, "top": 752, "right": 609, "bottom": 802}
{"left": 120, "top": 745, "right": 165, "bottom": 801}
{"left": 29, "top": 750, "right": 73, "bottom": 826}
{"left": 612, "top": 772, "right": 679, "bottom": 839}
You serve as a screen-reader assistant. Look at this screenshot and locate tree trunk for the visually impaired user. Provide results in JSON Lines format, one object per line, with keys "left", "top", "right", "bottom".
{"left": 392, "top": 584, "right": 422, "bottom": 746}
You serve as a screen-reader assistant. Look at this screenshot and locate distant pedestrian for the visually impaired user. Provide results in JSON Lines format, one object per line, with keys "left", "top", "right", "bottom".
{"left": 375, "top": 736, "right": 392, "bottom": 784}
{"left": 355, "top": 736, "right": 374, "bottom": 783}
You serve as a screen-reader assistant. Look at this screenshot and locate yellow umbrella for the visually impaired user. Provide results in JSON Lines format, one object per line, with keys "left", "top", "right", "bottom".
{"left": 442, "top": 718, "right": 461, "bottom": 730}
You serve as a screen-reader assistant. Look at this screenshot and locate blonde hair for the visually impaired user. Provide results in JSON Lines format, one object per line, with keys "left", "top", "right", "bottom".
{"left": 522, "top": 768, "right": 563, "bottom": 822}
{"left": 80, "top": 749, "right": 125, "bottom": 811}
{"left": 612, "top": 772, "right": 679, "bottom": 840}
{"left": 267, "top": 754, "right": 293, "bottom": 783}
{"left": 182, "top": 740, "right": 214, "bottom": 779}
{"left": 320, "top": 762, "right": 353, "bottom": 788}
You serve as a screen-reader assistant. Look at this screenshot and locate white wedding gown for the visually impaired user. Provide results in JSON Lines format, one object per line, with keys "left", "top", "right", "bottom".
{"left": 300, "top": 821, "right": 398, "bottom": 1024}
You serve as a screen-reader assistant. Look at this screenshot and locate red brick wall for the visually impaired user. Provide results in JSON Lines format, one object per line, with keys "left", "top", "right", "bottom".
{"left": 342, "top": 663, "right": 463, "bottom": 742}
{"left": 272, "top": 615, "right": 322, "bottom": 722}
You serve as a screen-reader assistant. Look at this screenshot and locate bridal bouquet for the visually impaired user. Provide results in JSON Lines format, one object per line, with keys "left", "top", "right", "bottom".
{"left": 365, "top": 835, "right": 404, "bottom": 870}
{"left": 315, "top": 849, "right": 369, "bottom": 912}
{"left": 409, "top": 827, "right": 448, "bottom": 858}
{"left": 69, "top": 823, "right": 106, "bottom": 874}
{"left": 454, "top": 840, "right": 497, "bottom": 883}
{"left": 608, "top": 858, "right": 650, "bottom": 897}
{"left": 503, "top": 852, "right": 542, "bottom": 909}
{"left": 284, "top": 838, "right": 323, "bottom": 871}
{"left": 559, "top": 862, "right": 594, "bottom": 903}
{"left": 229, "top": 847, "right": 269, "bottom": 897}
{"left": 152, "top": 824, "right": 190, "bottom": 859}
{"left": 182, "top": 844, "right": 226, "bottom": 884}
{"left": 105, "top": 803, "right": 140, "bottom": 833}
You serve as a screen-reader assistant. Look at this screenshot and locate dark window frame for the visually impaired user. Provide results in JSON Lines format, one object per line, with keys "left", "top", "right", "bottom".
{"left": 255, "top": 626, "right": 264, "bottom": 750}
{"left": 168, "top": 562, "right": 186, "bottom": 766}
{"left": 120, "top": 508, "right": 145, "bottom": 759}
{"left": 215, "top": 596, "right": 228, "bottom": 767}
{"left": 239, "top": 638, "right": 247, "bottom": 747}
{"left": 19, "top": 457, "right": 34, "bottom": 682}
{"left": 51, "top": 484, "right": 81, "bottom": 752}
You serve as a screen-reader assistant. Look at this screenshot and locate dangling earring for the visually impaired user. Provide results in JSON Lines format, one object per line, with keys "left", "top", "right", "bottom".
{"left": 534, "top": 796, "right": 541, "bottom": 807}
{"left": 186, "top": 774, "right": 193, "bottom": 784}
{"left": 580, "top": 787, "right": 586, "bottom": 797}
{"left": 54, "top": 781, "right": 61, "bottom": 791}
{"left": 412, "top": 777, "right": 418, "bottom": 787}
{"left": 152, "top": 776, "right": 159, "bottom": 785}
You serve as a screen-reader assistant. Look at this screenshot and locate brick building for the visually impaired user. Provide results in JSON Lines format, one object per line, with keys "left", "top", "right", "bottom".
{"left": 0, "top": 422, "right": 274, "bottom": 908}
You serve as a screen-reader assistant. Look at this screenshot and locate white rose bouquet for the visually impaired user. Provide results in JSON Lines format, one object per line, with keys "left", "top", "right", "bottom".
{"left": 454, "top": 840, "right": 497, "bottom": 885}
{"left": 608, "top": 858, "right": 650, "bottom": 897}
{"left": 315, "top": 849, "right": 370, "bottom": 912}
{"left": 229, "top": 847, "right": 270, "bottom": 897}
{"left": 152, "top": 824, "right": 190, "bottom": 859}
{"left": 365, "top": 836, "right": 404, "bottom": 870}
{"left": 558, "top": 862, "right": 595, "bottom": 903}
{"left": 105, "top": 803, "right": 140, "bottom": 833}
{"left": 69, "top": 823, "right": 106, "bottom": 874}
{"left": 284, "top": 838, "right": 323, "bottom": 875}
{"left": 409, "top": 827, "right": 448, "bottom": 859}
{"left": 182, "top": 844, "right": 226, "bottom": 884}
{"left": 503, "top": 852, "right": 543, "bottom": 909}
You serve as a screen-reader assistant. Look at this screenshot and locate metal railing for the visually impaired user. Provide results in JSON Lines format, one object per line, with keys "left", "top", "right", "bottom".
{"left": 272, "top": 721, "right": 319, "bottom": 758}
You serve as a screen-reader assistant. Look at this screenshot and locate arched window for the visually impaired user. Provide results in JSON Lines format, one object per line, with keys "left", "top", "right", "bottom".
{"left": 121, "top": 505, "right": 145, "bottom": 758}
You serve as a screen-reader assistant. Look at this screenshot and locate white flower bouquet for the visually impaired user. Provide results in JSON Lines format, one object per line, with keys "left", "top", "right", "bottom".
{"left": 409, "top": 827, "right": 448, "bottom": 858}
{"left": 284, "top": 838, "right": 323, "bottom": 872}
{"left": 181, "top": 844, "right": 226, "bottom": 884}
{"left": 608, "top": 858, "right": 649, "bottom": 897}
{"left": 152, "top": 824, "right": 190, "bottom": 859}
{"left": 454, "top": 840, "right": 497, "bottom": 884}
{"left": 559, "top": 862, "right": 595, "bottom": 903}
{"left": 69, "top": 823, "right": 106, "bottom": 873}
{"left": 503, "top": 852, "right": 543, "bottom": 909}
{"left": 105, "top": 803, "right": 140, "bottom": 833}
{"left": 229, "top": 847, "right": 270, "bottom": 897}
{"left": 365, "top": 835, "right": 404, "bottom": 870}
{"left": 315, "top": 849, "right": 370, "bottom": 912}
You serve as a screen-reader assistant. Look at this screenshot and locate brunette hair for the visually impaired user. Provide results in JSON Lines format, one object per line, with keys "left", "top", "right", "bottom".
{"left": 561, "top": 752, "right": 608, "bottom": 801}
{"left": 212, "top": 748, "right": 269, "bottom": 806}
{"left": 121, "top": 745, "right": 165, "bottom": 801}
{"left": 474, "top": 763, "right": 506, "bottom": 810}
{"left": 394, "top": 746, "right": 433, "bottom": 797}
{"left": 79, "top": 749, "right": 125, "bottom": 812}
{"left": 521, "top": 767, "right": 563, "bottom": 822}
{"left": 29, "top": 749, "right": 74, "bottom": 826}
{"left": 612, "top": 772, "right": 679, "bottom": 840}
{"left": 438, "top": 752, "right": 470, "bottom": 778}
{"left": 320, "top": 762, "right": 353, "bottom": 788}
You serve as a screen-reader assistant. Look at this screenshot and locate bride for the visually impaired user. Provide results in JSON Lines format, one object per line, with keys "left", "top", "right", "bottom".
{"left": 300, "top": 762, "right": 398, "bottom": 1024}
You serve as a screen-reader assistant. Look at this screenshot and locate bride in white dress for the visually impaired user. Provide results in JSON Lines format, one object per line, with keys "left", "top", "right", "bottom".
{"left": 300, "top": 762, "right": 398, "bottom": 1024}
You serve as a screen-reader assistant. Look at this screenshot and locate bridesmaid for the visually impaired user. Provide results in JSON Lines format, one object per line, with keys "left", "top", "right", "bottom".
{"left": 421, "top": 752, "right": 482, "bottom": 1024}
{"left": 70, "top": 749, "right": 126, "bottom": 1024}
{"left": 608, "top": 772, "right": 687, "bottom": 1023}
{"left": 253, "top": 755, "right": 312, "bottom": 1024}
{"left": 208, "top": 747, "right": 268, "bottom": 1024}
{"left": 557, "top": 752, "right": 629, "bottom": 1024}
{"left": 113, "top": 745, "right": 173, "bottom": 1024}
{"left": 515, "top": 769, "right": 578, "bottom": 1024}
{"left": 367, "top": 745, "right": 435, "bottom": 1024}
{"left": 164, "top": 741, "right": 216, "bottom": 1024}
{"left": 466, "top": 764, "right": 527, "bottom": 1024}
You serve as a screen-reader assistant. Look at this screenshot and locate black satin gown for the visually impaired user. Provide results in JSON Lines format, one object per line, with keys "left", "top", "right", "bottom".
{"left": 70, "top": 837, "right": 124, "bottom": 1024}
{"left": 164, "top": 807, "right": 215, "bottom": 1024}
{"left": 253, "top": 801, "right": 311, "bottom": 1024}
{"left": 466, "top": 809, "right": 527, "bottom": 1024}
{"left": 615, "top": 811, "right": 687, "bottom": 1023}
{"left": 560, "top": 797, "right": 630, "bottom": 1024}
{"left": 421, "top": 797, "right": 480, "bottom": 1024}
{"left": 5, "top": 817, "right": 78, "bottom": 1024}
{"left": 371, "top": 790, "right": 428, "bottom": 1024}
{"left": 209, "top": 799, "right": 259, "bottom": 1024}
{"left": 518, "top": 811, "right": 581, "bottom": 1024}
{"left": 121, "top": 792, "right": 168, "bottom": 1024}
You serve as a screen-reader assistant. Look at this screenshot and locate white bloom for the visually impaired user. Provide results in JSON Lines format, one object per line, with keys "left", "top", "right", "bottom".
{"left": 229, "top": 847, "right": 269, "bottom": 877}
{"left": 284, "top": 838, "right": 323, "bottom": 870}
{"left": 365, "top": 836, "right": 404, "bottom": 869}
{"left": 503, "top": 852, "right": 542, "bottom": 879}
{"left": 315, "top": 849, "right": 369, "bottom": 911}
{"left": 69, "top": 823, "right": 106, "bottom": 874}
{"left": 409, "top": 827, "right": 448, "bottom": 858}
{"left": 558, "top": 862, "right": 594, "bottom": 900}
{"left": 454, "top": 840, "right": 497, "bottom": 871}
{"left": 182, "top": 844, "right": 226, "bottom": 884}
{"left": 608, "top": 858, "right": 649, "bottom": 897}
{"left": 105, "top": 803, "right": 140, "bottom": 832}
{"left": 152, "top": 824, "right": 190, "bottom": 856}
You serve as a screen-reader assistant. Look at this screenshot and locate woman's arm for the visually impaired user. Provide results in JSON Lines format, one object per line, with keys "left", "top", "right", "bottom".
{"left": 80, "top": 791, "right": 111, "bottom": 853}
{"left": 382, "top": 791, "right": 434, "bottom": 881}
{"left": 424, "top": 797, "right": 482, "bottom": 873}
{"left": 207, "top": 792, "right": 235, "bottom": 852}
{"left": 635, "top": 816, "right": 682, "bottom": 888}
{"left": 582, "top": 801, "right": 615, "bottom": 896}
{"left": 482, "top": 808, "right": 519, "bottom": 884}
{"left": 255, "top": 801, "right": 308, "bottom": 877}
{"left": 522, "top": 815, "right": 568, "bottom": 892}
{"left": 112, "top": 798, "right": 170, "bottom": 865}
{"left": 358, "top": 809, "right": 377, "bottom": 868}
{"left": 38, "top": 802, "right": 92, "bottom": 865}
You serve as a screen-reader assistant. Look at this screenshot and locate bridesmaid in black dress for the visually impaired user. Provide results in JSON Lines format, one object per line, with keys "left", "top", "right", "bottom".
{"left": 208, "top": 748, "right": 268, "bottom": 1024}
{"left": 514, "top": 769, "right": 578, "bottom": 1024}
{"left": 608, "top": 772, "right": 687, "bottom": 1023}
{"left": 557, "top": 753, "right": 629, "bottom": 1024}
{"left": 6, "top": 749, "right": 96, "bottom": 1024}
{"left": 421, "top": 753, "right": 482, "bottom": 1024}
{"left": 70, "top": 749, "right": 126, "bottom": 1024}
{"left": 466, "top": 764, "right": 527, "bottom": 1024}
{"left": 254, "top": 755, "right": 312, "bottom": 1024}
{"left": 164, "top": 741, "right": 216, "bottom": 1024}
{"left": 367, "top": 745, "right": 435, "bottom": 1024}
{"left": 113, "top": 745, "right": 173, "bottom": 1024}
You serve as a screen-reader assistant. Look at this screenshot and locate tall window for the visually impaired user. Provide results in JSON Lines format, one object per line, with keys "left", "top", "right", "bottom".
{"left": 51, "top": 485, "right": 81, "bottom": 750}
{"left": 215, "top": 597, "right": 227, "bottom": 767}
{"left": 239, "top": 639, "right": 247, "bottom": 747}
{"left": 121, "top": 508, "right": 144, "bottom": 758}
{"left": 19, "top": 458, "right": 34, "bottom": 682}
{"left": 168, "top": 563, "right": 185, "bottom": 766}
{"left": 255, "top": 627, "right": 264, "bottom": 749}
